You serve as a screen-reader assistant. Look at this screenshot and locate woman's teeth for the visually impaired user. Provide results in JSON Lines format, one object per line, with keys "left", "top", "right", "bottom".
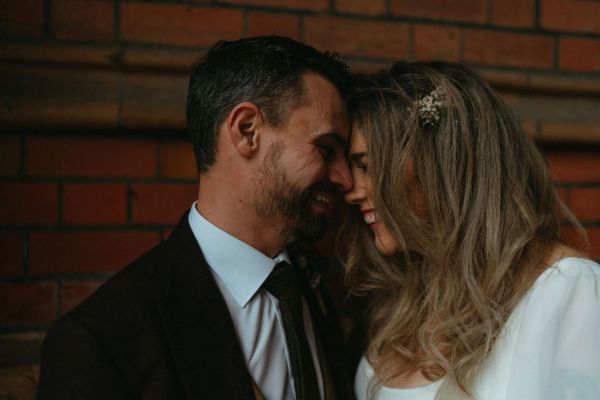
{"left": 363, "top": 212, "right": 377, "bottom": 224}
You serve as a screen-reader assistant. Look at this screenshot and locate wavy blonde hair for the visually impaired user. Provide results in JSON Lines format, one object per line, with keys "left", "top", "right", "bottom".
{"left": 341, "top": 62, "right": 586, "bottom": 399}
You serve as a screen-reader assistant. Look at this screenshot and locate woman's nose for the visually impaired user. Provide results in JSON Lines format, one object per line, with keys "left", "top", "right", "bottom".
{"left": 344, "top": 181, "right": 366, "bottom": 205}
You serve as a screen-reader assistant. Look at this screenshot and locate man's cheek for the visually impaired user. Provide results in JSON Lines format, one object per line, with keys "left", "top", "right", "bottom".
{"left": 282, "top": 151, "right": 324, "bottom": 180}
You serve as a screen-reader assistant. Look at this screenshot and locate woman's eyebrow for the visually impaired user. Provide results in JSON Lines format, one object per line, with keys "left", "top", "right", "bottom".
{"left": 349, "top": 152, "right": 367, "bottom": 163}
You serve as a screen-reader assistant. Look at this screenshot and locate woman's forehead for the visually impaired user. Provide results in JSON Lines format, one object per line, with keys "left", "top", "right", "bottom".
{"left": 350, "top": 128, "right": 366, "bottom": 151}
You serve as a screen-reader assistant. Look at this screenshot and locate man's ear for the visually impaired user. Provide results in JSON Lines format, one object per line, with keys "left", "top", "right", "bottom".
{"left": 226, "top": 102, "right": 263, "bottom": 158}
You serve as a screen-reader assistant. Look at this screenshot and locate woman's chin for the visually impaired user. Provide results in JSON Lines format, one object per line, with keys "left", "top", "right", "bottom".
{"left": 371, "top": 224, "right": 401, "bottom": 256}
{"left": 374, "top": 238, "right": 400, "bottom": 256}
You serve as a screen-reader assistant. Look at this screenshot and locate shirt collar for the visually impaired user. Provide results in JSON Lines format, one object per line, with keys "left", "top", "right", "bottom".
{"left": 187, "top": 202, "right": 291, "bottom": 308}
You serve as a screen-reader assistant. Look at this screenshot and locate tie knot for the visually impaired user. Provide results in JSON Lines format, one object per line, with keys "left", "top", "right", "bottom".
{"left": 263, "top": 261, "right": 301, "bottom": 300}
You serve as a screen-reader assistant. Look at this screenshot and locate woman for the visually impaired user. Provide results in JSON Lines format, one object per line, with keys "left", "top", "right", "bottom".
{"left": 342, "top": 62, "right": 600, "bottom": 400}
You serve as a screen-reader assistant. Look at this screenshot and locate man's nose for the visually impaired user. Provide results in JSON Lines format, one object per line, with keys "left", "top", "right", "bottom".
{"left": 328, "top": 158, "right": 353, "bottom": 192}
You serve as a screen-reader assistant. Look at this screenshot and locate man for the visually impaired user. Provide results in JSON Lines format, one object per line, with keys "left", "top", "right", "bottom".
{"left": 37, "top": 36, "right": 355, "bottom": 399}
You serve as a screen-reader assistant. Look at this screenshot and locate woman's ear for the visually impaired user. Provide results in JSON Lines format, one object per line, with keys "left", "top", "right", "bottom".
{"left": 226, "top": 102, "right": 262, "bottom": 158}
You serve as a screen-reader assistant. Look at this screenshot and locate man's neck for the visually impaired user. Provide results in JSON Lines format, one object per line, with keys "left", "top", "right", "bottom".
{"left": 196, "top": 182, "right": 286, "bottom": 258}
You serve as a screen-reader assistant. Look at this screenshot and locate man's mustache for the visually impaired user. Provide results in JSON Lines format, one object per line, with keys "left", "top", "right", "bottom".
{"left": 308, "top": 181, "right": 339, "bottom": 195}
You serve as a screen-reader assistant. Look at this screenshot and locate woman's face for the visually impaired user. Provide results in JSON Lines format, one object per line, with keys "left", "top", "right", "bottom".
{"left": 345, "top": 129, "right": 401, "bottom": 256}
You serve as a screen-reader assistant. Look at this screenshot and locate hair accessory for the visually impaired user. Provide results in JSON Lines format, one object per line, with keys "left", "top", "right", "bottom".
{"left": 409, "top": 88, "right": 446, "bottom": 126}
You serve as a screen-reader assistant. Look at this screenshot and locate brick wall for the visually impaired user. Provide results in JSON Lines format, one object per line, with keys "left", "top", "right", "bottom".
{"left": 1, "top": 0, "right": 599, "bottom": 363}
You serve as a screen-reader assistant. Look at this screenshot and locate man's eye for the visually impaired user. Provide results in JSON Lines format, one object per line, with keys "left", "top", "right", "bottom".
{"left": 316, "top": 144, "right": 333, "bottom": 158}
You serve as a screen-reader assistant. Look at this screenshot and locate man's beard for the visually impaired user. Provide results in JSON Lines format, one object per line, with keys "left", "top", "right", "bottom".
{"left": 252, "top": 141, "right": 327, "bottom": 245}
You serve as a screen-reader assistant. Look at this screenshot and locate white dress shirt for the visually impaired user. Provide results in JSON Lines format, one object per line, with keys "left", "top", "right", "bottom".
{"left": 188, "top": 203, "right": 324, "bottom": 400}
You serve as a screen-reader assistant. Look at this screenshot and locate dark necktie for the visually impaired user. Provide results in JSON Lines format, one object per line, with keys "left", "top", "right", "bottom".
{"left": 262, "top": 261, "right": 321, "bottom": 400}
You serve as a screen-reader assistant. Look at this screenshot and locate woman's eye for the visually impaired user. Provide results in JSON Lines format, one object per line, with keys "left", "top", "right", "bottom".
{"left": 356, "top": 162, "right": 368, "bottom": 172}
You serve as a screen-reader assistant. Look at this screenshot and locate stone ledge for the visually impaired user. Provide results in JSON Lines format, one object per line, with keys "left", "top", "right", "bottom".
{"left": 3, "top": 43, "right": 600, "bottom": 96}
{"left": 0, "top": 333, "right": 44, "bottom": 367}
{"left": 0, "top": 364, "right": 38, "bottom": 400}
{"left": 1, "top": 43, "right": 599, "bottom": 143}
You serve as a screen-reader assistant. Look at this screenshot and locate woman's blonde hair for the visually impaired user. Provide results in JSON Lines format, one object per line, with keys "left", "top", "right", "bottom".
{"left": 341, "top": 62, "right": 586, "bottom": 398}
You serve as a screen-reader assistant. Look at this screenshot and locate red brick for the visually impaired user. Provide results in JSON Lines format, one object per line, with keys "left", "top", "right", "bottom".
{"left": 221, "top": 0, "right": 327, "bottom": 11}
{"left": 414, "top": 25, "right": 460, "bottom": 62}
{"left": 60, "top": 281, "right": 103, "bottom": 315}
{"left": 160, "top": 139, "right": 198, "bottom": 180}
{"left": 562, "top": 227, "right": 600, "bottom": 260}
{"left": 0, "top": 283, "right": 56, "bottom": 324}
{"left": 557, "top": 187, "right": 569, "bottom": 223}
{"left": 557, "top": 187, "right": 568, "bottom": 205}
{"left": 541, "top": 0, "right": 600, "bottom": 34}
{"left": 0, "top": 183, "right": 58, "bottom": 224}
{"left": 27, "top": 136, "right": 157, "bottom": 178}
{"left": 589, "top": 227, "right": 600, "bottom": 260}
{"left": 120, "top": 73, "right": 187, "bottom": 130}
{"left": 464, "top": 29, "right": 555, "bottom": 69}
{"left": 547, "top": 151, "right": 600, "bottom": 183}
{"left": 305, "top": 16, "right": 409, "bottom": 58}
{"left": 391, "top": 0, "right": 487, "bottom": 23}
{"left": 1, "top": 66, "right": 120, "bottom": 129}
{"left": 0, "top": 135, "right": 20, "bottom": 176}
{"left": 246, "top": 12, "right": 300, "bottom": 40}
{"left": 335, "top": 0, "right": 387, "bottom": 15}
{"left": 0, "top": 232, "right": 24, "bottom": 276}
{"left": 559, "top": 227, "right": 582, "bottom": 253}
{"left": 63, "top": 183, "right": 127, "bottom": 225}
{"left": 162, "top": 228, "right": 174, "bottom": 240}
{"left": 30, "top": 231, "right": 160, "bottom": 274}
{"left": 539, "top": 122, "right": 600, "bottom": 143}
{"left": 121, "top": 3, "right": 243, "bottom": 47}
{"left": 131, "top": 184, "right": 197, "bottom": 224}
{"left": 0, "top": 0, "right": 44, "bottom": 38}
{"left": 492, "top": 0, "right": 535, "bottom": 27}
{"left": 53, "top": 0, "right": 115, "bottom": 41}
{"left": 560, "top": 38, "right": 600, "bottom": 72}
{"left": 569, "top": 188, "right": 600, "bottom": 223}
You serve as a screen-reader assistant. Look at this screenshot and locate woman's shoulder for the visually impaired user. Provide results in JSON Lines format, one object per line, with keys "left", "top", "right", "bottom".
{"left": 516, "top": 256, "right": 600, "bottom": 324}
{"left": 535, "top": 256, "right": 600, "bottom": 287}
{"left": 487, "top": 256, "right": 600, "bottom": 399}
{"left": 355, "top": 356, "right": 443, "bottom": 400}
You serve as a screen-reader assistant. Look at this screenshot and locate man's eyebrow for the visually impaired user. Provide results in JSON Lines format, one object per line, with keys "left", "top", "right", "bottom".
{"left": 349, "top": 152, "right": 367, "bottom": 163}
{"left": 317, "top": 132, "right": 347, "bottom": 146}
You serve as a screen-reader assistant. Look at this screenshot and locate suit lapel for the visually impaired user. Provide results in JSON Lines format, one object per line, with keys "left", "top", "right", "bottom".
{"left": 156, "top": 213, "right": 256, "bottom": 400}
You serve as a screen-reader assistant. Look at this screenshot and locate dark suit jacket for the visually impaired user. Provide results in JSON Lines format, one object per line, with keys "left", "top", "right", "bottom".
{"left": 37, "top": 213, "right": 354, "bottom": 399}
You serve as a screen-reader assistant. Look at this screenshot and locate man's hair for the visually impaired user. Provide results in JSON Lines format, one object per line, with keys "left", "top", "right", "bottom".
{"left": 186, "top": 36, "right": 350, "bottom": 173}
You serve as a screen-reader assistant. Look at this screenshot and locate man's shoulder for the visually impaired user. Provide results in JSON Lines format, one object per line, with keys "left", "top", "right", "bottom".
{"left": 60, "top": 239, "right": 170, "bottom": 330}
{"left": 37, "top": 238, "right": 188, "bottom": 399}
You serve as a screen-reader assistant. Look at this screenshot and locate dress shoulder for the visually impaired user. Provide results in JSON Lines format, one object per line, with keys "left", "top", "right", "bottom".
{"left": 491, "top": 257, "right": 600, "bottom": 400}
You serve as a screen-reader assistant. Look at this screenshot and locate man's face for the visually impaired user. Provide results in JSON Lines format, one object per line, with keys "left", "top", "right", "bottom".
{"left": 252, "top": 73, "right": 352, "bottom": 244}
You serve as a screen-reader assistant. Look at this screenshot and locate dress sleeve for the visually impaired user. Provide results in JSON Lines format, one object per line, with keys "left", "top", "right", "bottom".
{"left": 504, "top": 261, "right": 600, "bottom": 400}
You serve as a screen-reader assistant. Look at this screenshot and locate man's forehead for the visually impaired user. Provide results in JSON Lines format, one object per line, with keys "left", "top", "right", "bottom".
{"left": 301, "top": 73, "right": 345, "bottom": 107}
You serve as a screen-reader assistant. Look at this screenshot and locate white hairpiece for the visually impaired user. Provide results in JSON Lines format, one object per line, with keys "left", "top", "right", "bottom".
{"left": 408, "top": 87, "right": 446, "bottom": 126}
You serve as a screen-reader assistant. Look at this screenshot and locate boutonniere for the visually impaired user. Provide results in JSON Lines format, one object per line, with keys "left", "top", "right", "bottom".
{"left": 292, "top": 251, "right": 329, "bottom": 315}
{"left": 293, "top": 252, "right": 326, "bottom": 290}
{"left": 307, "top": 270, "right": 322, "bottom": 289}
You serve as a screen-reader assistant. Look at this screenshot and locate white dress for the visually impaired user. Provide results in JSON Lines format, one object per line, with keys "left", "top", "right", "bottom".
{"left": 355, "top": 257, "right": 600, "bottom": 400}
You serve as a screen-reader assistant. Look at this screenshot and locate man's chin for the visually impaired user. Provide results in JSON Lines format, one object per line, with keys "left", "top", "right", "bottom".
{"left": 286, "top": 210, "right": 327, "bottom": 245}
